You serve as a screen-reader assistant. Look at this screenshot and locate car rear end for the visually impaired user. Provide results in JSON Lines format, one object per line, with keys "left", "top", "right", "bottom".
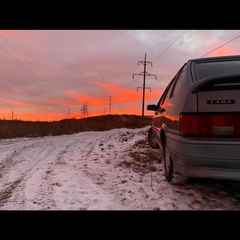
{"left": 175, "top": 55, "right": 240, "bottom": 180}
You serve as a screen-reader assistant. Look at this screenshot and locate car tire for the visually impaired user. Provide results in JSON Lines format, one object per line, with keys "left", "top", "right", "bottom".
{"left": 148, "top": 127, "right": 159, "bottom": 149}
{"left": 163, "top": 138, "right": 188, "bottom": 185}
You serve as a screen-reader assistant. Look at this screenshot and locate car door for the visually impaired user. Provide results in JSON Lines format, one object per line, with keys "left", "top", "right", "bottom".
{"left": 155, "top": 66, "right": 186, "bottom": 137}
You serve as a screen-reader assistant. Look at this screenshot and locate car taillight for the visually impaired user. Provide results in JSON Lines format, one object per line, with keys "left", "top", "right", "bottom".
{"left": 180, "top": 113, "right": 240, "bottom": 137}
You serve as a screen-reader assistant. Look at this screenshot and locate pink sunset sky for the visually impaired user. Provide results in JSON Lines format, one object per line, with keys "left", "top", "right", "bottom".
{"left": 0, "top": 29, "right": 240, "bottom": 121}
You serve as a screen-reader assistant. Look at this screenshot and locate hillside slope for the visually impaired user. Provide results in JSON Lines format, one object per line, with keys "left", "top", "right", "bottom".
{"left": 0, "top": 114, "right": 152, "bottom": 139}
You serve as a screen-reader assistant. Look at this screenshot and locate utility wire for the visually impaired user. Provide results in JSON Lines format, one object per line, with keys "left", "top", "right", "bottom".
{"left": 151, "top": 30, "right": 188, "bottom": 63}
{"left": 201, "top": 33, "right": 240, "bottom": 57}
{"left": 154, "top": 30, "right": 198, "bottom": 66}
{"left": 0, "top": 33, "right": 64, "bottom": 99}
{"left": 0, "top": 43, "right": 63, "bottom": 99}
{"left": 147, "top": 31, "right": 240, "bottom": 93}
{"left": 0, "top": 73, "right": 45, "bottom": 99}
{"left": 5, "top": 30, "right": 66, "bottom": 92}
{"left": 147, "top": 30, "right": 171, "bottom": 57}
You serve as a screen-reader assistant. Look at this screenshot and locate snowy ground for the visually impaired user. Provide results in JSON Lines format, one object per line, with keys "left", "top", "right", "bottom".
{"left": 0, "top": 126, "right": 240, "bottom": 210}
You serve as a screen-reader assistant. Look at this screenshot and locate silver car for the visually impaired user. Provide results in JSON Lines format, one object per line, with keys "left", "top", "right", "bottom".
{"left": 147, "top": 55, "right": 240, "bottom": 185}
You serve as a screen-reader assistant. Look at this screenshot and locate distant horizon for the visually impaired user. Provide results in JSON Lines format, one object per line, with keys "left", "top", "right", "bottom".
{"left": 0, "top": 112, "right": 153, "bottom": 122}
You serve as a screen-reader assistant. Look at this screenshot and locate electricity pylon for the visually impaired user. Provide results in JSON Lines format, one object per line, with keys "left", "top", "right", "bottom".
{"left": 133, "top": 53, "right": 157, "bottom": 120}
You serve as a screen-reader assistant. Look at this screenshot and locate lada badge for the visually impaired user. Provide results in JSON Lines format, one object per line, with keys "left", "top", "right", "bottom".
{"left": 207, "top": 100, "right": 235, "bottom": 104}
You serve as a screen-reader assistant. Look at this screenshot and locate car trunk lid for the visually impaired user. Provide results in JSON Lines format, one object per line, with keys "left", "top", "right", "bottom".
{"left": 191, "top": 74, "right": 240, "bottom": 112}
{"left": 180, "top": 74, "right": 240, "bottom": 137}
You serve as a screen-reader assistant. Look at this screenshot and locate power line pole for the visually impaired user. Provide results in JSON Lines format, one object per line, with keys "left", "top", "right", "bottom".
{"left": 107, "top": 95, "right": 113, "bottom": 115}
{"left": 81, "top": 100, "right": 90, "bottom": 118}
{"left": 68, "top": 108, "right": 75, "bottom": 119}
{"left": 133, "top": 53, "right": 157, "bottom": 120}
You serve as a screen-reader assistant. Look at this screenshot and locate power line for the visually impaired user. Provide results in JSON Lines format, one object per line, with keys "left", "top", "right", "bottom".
{"left": 151, "top": 30, "right": 188, "bottom": 64}
{"left": 0, "top": 73, "right": 44, "bottom": 99}
{"left": 152, "top": 31, "right": 240, "bottom": 88}
{"left": 153, "top": 30, "right": 198, "bottom": 66}
{"left": 0, "top": 32, "right": 69, "bottom": 100}
{"left": 201, "top": 33, "right": 240, "bottom": 57}
{"left": 147, "top": 30, "right": 171, "bottom": 57}
{"left": 147, "top": 31, "right": 240, "bottom": 91}
{"left": 0, "top": 43, "right": 62, "bottom": 99}
{"left": 5, "top": 30, "right": 66, "bottom": 93}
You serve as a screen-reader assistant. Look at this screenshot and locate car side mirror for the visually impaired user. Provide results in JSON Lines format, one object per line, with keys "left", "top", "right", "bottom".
{"left": 147, "top": 104, "right": 157, "bottom": 111}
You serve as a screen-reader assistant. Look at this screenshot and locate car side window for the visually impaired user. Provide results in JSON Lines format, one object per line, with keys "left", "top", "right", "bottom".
{"left": 169, "top": 68, "right": 184, "bottom": 98}
{"left": 157, "top": 79, "right": 174, "bottom": 107}
{"left": 156, "top": 64, "right": 186, "bottom": 109}
{"left": 168, "top": 64, "right": 186, "bottom": 99}
{"left": 156, "top": 88, "right": 167, "bottom": 108}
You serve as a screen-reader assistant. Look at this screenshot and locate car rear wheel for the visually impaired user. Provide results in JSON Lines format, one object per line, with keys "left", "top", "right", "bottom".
{"left": 163, "top": 138, "right": 188, "bottom": 185}
{"left": 148, "top": 127, "right": 159, "bottom": 149}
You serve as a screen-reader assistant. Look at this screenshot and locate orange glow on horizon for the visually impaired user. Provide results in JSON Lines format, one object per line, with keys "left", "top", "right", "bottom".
{"left": 1, "top": 109, "right": 144, "bottom": 122}
{"left": 91, "top": 80, "right": 161, "bottom": 103}
{"left": 0, "top": 87, "right": 156, "bottom": 121}
{"left": 68, "top": 91, "right": 108, "bottom": 106}
{"left": 91, "top": 81, "right": 134, "bottom": 96}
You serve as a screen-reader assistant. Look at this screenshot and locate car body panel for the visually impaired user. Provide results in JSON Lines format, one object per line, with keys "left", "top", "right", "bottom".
{"left": 166, "top": 132, "right": 240, "bottom": 178}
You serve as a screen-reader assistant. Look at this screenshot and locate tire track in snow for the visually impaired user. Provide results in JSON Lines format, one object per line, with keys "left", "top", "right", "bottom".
{"left": 22, "top": 138, "right": 80, "bottom": 210}
{"left": 0, "top": 136, "right": 77, "bottom": 209}
{"left": 72, "top": 128, "right": 150, "bottom": 209}
{"left": 0, "top": 177, "right": 23, "bottom": 208}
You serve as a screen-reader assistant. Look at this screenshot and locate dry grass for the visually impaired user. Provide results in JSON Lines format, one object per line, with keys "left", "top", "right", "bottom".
{"left": 117, "top": 135, "right": 162, "bottom": 180}
{"left": 0, "top": 114, "right": 152, "bottom": 139}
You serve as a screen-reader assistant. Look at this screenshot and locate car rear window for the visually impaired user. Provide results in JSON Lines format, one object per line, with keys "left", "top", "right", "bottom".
{"left": 193, "top": 60, "right": 240, "bottom": 81}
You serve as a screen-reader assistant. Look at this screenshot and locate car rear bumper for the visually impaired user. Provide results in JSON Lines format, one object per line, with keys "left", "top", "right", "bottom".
{"left": 167, "top": 133, "right": 240, "bottom": 180}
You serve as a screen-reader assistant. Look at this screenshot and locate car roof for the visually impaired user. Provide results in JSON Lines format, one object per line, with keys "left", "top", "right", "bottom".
{"left": 187, "top": 55, "right": 240, "bottom": 63}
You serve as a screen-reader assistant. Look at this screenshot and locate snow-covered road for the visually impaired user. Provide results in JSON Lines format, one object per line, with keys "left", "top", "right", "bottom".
{"left": 1, "top": 126, "right": 240, "bottom": 210}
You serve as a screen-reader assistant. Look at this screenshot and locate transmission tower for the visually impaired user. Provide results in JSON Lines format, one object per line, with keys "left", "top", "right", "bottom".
{"left": 133, "top": 53, "right": 157, "bottom": 120}
{"left": 81, "top": 100, "right": 90, "bottom": 118}
{"left": 107, "top": 95, "right": 113, "bottom": 115}
{"left": 68, "top": 108, "right": 75, "bottom": 119}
